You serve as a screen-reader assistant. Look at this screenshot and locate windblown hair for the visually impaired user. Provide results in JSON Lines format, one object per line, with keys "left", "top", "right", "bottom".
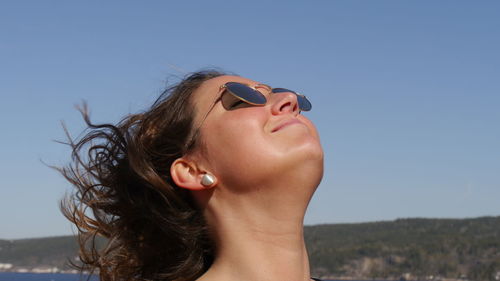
{"left": 58, "top": 70, "right": 225, "bottom": 281}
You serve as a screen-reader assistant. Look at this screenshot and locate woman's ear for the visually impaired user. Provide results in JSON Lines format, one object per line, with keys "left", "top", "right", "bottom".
{"left": 170, "top": 158, "right": 217, "bottom": 190}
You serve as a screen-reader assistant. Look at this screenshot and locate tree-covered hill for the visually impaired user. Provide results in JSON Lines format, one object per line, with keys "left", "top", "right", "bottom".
{"left": 1, "top": 216, "right": 499, "bottom": 280}
{"left": 305, "top": 216, "right": 500, "bottom": 280}
{"left": 0, "top": 236, "right": 79, "bottom": 268}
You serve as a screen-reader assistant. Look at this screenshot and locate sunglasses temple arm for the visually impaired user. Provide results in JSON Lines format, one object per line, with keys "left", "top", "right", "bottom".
{"left": 184, "top": 95, "right": 222, "bottom": 151}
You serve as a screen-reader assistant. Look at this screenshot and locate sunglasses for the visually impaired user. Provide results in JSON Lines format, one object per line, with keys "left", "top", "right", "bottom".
{"left": 219, "top": 82, "right": 312, "bottom": 112}
{"left": 184, "top": 82, "right": 312, "bottom": 151}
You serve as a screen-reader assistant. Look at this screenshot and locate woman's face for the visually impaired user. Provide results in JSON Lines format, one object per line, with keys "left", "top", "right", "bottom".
{"left": 190, "top": 75, "right": 323, "bottom": 193}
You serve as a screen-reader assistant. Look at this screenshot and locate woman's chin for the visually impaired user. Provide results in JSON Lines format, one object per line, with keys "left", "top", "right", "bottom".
{"left": 294, "top": 136, "right": 324, "bottom": 164}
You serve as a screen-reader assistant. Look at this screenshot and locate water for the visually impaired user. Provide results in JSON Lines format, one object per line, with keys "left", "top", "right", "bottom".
{"left": 0, "top": 272, "right": 98, "bottom": 281}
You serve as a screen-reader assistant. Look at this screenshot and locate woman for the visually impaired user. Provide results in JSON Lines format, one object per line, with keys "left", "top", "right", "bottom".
{"left": 60, "top": 70, "right": 324, "bottom": 281}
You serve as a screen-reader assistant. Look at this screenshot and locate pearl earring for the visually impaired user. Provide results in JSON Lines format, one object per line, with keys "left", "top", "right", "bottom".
{"left": 201, "top": 173, "right": 215, "bottom": 187}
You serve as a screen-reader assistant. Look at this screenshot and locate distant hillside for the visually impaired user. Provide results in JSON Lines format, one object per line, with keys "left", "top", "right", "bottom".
{"left": 1, "top": 217, "right": 499, "bottom": 280}
{"left": 0, "top": 236, "right": 78, "bottom": 269}
{"left": 305, "top": 216, "right": 500, "bottom": 280}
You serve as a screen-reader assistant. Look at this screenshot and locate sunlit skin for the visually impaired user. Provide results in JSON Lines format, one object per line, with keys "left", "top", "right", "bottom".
{"left": 171, "top": 75, "right": 324, "bottom": 281}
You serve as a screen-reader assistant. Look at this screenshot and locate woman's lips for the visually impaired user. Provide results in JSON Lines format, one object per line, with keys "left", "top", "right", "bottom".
{"left": 272, "top": 118, "right": 303, "bottom": 133}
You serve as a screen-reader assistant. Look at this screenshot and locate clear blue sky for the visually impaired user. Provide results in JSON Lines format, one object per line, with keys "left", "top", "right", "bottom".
{"left": 0, "top": 1, "right": 499, "bottom": 239}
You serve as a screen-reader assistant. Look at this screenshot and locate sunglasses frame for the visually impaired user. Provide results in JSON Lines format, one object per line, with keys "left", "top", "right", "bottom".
{"left": 184, "top": 82, "right": 311, "bottom": 152}
{"left": 221, "top": 82, "right": 311, "bottom": 112}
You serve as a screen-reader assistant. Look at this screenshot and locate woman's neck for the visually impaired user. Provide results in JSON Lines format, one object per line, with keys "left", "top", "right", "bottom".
{"left": 198, "top": 202, "right": 312, "bottom": 281}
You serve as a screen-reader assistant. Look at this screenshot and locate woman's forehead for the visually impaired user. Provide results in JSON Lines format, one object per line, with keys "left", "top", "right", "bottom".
{"left": 202, "top": 75, "right": 259, "bottom": 93}
{"left": 192, "top": 75, "right": 260, "bottom": 107}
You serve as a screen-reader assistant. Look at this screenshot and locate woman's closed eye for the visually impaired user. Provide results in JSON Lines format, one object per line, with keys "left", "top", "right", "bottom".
{"left": 222, "top": 93, "right": 253, "bottom": 110}
{"left": 229, "top": 100, "right": 248, "bottom": 109}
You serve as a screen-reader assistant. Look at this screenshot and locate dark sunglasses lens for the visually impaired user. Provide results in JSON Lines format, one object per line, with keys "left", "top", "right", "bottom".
{"left": 297, "top": 95, "right": 312, "bottom": 111}
{"left": 272, "top": 88, "right": 312, "bottom": 111}
{"left": 225, "top": 82, "right": 267, "bottom": 105}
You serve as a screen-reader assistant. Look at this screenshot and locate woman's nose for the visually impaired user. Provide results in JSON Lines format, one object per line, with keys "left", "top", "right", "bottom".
{"left": 270, "top": 91, "right": 300, "bottom": 115}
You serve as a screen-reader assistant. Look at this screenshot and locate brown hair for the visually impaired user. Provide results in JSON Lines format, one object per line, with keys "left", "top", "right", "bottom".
{"left": 58, "top": 70, "right": 225, "bottom": 281}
